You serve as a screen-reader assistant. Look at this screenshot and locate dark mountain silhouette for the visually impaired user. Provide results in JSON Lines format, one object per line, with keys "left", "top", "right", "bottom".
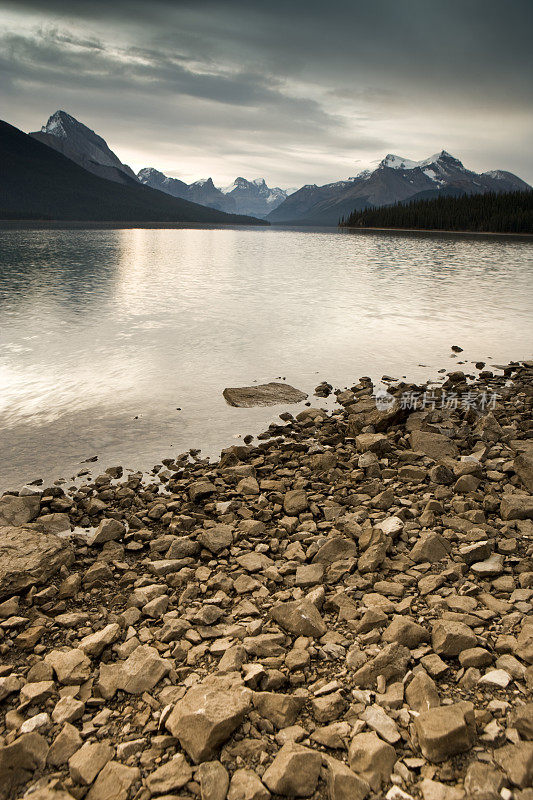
{"left": 0, "top": 121, "right": 267, "bottom": 224}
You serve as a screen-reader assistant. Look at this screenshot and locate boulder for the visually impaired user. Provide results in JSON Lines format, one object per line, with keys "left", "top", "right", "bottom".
{"left": 86, "top": 761, "right": 139, "bottom": 800}
{"left": 223, "top": 383, "right": 307, "bottom": 408}
{"left": 228, "top": 768, "right": 271, "bottom": 800}
{"left": 431, "top": 620, "right": 477, "bottom": 657}
{"left": 145, "top": 754, "right": 192, "bottom": 794}
{"left": 348, "top": 731, "right": 396, "bottom": 791}
{"left": 0, "top": 526, "right": 73, "bottom": 599}
{"left": 515, "top": 452, "right": 533, "bottom": 492}
{"left": 351, "top": 643, "right": 410, "bottom": 688}
{"left": 493, "top": 742, "right": 533, "bottom": 788}
{"left": 0, "top": 494, "right": 40, "bottom": 526}
{"left": 325, "top": 755, "right": 370, "bottom": 800}
{"left": 197, "top": 760, "right": 230, "bottom": 800}
{"left": 262, "top": 742, "right": 322, "bottom": 797}
{"left": 252, "top": 691, "right": 305, "bottom": 729}
{"left": 165, "top": 673, "right": 252, "bottom": 763}
{"left": 415, "top": 703, "right": 475, "bottom": 762}
{"left": 0, "top": 732, "right": 49, "bottom": 800}
{"left": 410, "top": 430, "right": 458, "bottom": 460}
{"left": 270, "top": 599, "right": 327, "bottom": 638}
{"left": 500, "top": 494, "right": 533, "bottom": 521}
{"left": 69, "top": 741, "right": 113, "bottom": 785}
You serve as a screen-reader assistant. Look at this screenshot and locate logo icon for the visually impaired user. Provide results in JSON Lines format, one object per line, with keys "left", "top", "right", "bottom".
{"left": 375, "top": 388, "right": 395, "bottom": 412}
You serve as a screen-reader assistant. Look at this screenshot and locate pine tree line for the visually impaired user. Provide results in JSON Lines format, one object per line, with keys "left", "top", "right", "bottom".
{"left": 339, "top": 190, "right": 533, "bottom": 233}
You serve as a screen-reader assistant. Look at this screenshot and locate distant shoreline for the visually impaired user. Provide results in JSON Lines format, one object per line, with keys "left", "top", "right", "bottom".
{"left": 339, "top": 225, "right": 533, "bottom": 238}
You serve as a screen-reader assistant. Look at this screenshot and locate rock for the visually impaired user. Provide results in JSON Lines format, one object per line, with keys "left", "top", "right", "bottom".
{"left": 88, "top": 518, "right": 125, "bottom": 545}
{"left": 348, "top": 731, "right": 396, "bottom": 791}
{"left": 493, "top": 743, "right": 533, "bottom": 788}
{"left": 510, "top": 703, "right": 533, "bottom": 740}
{"left": 45, "top": 649, "right": 92, "bottom": 685}
{"left": 198, "top": 524, "right": 234, "bottom": 553}
{"left": 103, "top": 644, "right": 170, "bottom": 695}
{"left": 382, "top": 616, "right": 430, "bottom": 648}
{"left": 419, "top": 779, "right": 466, "bottom": 800}
{"left": 325, "top": 755, "right": 370, "bottom": 800}
{"left": 262, "top": 742, "right": 322, "bottom": 797}
{"left": 253, "top": 692, "right": 305, "bottom": 728}
{"left": 0, "top": 526, "right": 73, "bottom": 599}
{"left": 431, "top": 620, "right": 477, "bottom": 657}
{"left": 197, "top": 760, "right": 230, "bottom": 800}
{"left": 311, "top": 691, "right": 346, "bottom": 723}
{"left": 515, "top": 452, "right": 533, "bottom": 492}
{"left": 470, "top": 553, "right": 505, "bottom": 577}
{"left": 410, "top": 430, "right": 458, "bottom": 460}
{"left": 165, "top": 674, "right": 252, "bottom": 763}
{"left": 86, "top": 761, "right": 139, "bottom": 800}
{"left": 190, "top": 481, "right": 217, "bottom": 502}
{"left": 228, "top": 768, "right": 271, "bottom": 800}
{"left": 0, "top": 732, "right": 49, "bottom": 800}
{"left": 405, "top": 672, "right": 439, "bottom": 712}
{"left": 415, "top": 703, "right": 475, "bottom": 762}
{"left": 145, "top": 754, "right": 192, "bottom": 794}
{"left": 312, "top": 536, "right": 358, "bottom": 565}
{"left": 477, "top": 669, "right": 511, "bottom": 688}
{"left": 47, "top": 723, "right": 82, "bottom": 766}
{"left": 0, "top": 494, "right": 40, "bottom": 526}
{"left": 352, "top": 643, "right": 411, "bottom": 688}
{"left": 360, "top": 704, "right": 401, "bottom": 744}
{"left": 411, "top": 532, "right": 449, "bottom": 563}
{"left": 51, "top": 696, "right": 85, "bottom": 724}
{"left": 223, "top": 383, "right": 307, "bottom": 408}
{"left": 500, "top": 494, "right": 533, "bottom": 521}
{"left": 283, "top": 490, "right": 308, "bottom": 515}
{"left": 79, "top": 623, "right": 121, "bottom": 656}
{"left": 464, "top": 762, "right": 504, "bottom": 800}
{"left": 270, "top": 599, "right": 327, "bottom": 638}
{"left": 69, "top": 741, "right": 113, "bottom": 785}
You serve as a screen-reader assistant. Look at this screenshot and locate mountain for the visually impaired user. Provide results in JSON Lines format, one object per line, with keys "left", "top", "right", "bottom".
{"left": 0, "top": 120, "right": 267, "bottom": 224}
{"left": 222, "top": 178, "right": 288, "bottom": 217}
{"left": 137, "top": 167, "right": 189, "bottom": 198}
{"left": 30, "top": 111, "right": 139, "bottom": 185}
{"left": 138, "top": 169, "right": 287, "bottom": 217}
{"left": 267, "top": 151, "right": 531, "bottom": 225}
{"left": 187, "top": 178, "right": 235, "bottom": 213}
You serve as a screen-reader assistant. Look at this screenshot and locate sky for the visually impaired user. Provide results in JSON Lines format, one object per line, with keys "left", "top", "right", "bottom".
{"left": 1, "top": 0, "right": 532, "bottom": 189}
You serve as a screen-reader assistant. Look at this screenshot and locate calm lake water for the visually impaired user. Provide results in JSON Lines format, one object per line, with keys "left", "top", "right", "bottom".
{"left": 0, "top": 225, "right": 532, "bottom": 491}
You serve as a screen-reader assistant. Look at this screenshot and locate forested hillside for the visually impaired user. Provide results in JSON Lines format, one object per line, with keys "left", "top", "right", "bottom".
{"left": 340, "top": 190, "right": 533, "bottom": 233}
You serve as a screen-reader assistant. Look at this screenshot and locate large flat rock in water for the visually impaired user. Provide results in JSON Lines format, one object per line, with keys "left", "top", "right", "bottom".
{"left": 223, "top": 382, "right": 307, "bottom": 408}
{"left": 0, "top": 526, "right": 74, "bottom": 599}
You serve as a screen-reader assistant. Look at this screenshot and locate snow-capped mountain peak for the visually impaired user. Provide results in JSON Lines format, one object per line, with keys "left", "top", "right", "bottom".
{"left": 31, "top": 110, "right": 138, "bottom": 185}
{"left": 379, "top": 154, "right": 420, "bottom": 170}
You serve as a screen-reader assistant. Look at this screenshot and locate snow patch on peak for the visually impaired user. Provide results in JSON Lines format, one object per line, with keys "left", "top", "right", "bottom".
{"left": 380, "top": 154, "right": 419, "bottom": 170}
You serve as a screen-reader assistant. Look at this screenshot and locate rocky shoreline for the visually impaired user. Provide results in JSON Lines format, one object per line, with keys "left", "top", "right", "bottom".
{"left": 0, "top": 359, "right": 532, "bottom": 800}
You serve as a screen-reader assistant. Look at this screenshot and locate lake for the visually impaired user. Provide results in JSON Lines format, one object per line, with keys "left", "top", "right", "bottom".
{"left": 0, "top": 225, "right": 532, "bottom": 491}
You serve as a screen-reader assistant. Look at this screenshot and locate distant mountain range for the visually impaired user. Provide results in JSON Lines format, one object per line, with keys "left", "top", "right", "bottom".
{"left": 5, "top": 109, "right": 531, "bottom": 225}
{"left": 29, "top": 112, "right": 288, "bottom": 218}
{"left": 267, "top": 151, "right": 531, "bottom": 225}
{"left": 138, "top": 169, "right": 288, "bottom": 218}
{"left": 0, "top": 121, "right": 266, "bottom": 224}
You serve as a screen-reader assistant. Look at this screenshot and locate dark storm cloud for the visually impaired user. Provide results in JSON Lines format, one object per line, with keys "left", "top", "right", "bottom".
{"left": 1, "top": 0, "right": 532, "bottom": 184}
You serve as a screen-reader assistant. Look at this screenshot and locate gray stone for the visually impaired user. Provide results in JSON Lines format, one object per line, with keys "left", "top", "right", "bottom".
{"left": 262, "top": 742, "right": 322, "bottom": 797}
{"left": 223, "top": 383, "right": 307, "bottom": 408}
{"left": 415, "top": 703, "right": 475, "bottom": 762}
{"left": 348, "top": 731, "right": 396, "bottom": 791}
{"left": 165, "top": 673, "right": 252, "bottom": 763}
{"left": 0, "top": 526, "right": 73, "bottom": 599}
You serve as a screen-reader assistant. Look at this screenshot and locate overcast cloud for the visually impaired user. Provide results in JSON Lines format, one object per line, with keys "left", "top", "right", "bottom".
{"left": 1, "top": 0, "right": 532, "bottom": 187}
